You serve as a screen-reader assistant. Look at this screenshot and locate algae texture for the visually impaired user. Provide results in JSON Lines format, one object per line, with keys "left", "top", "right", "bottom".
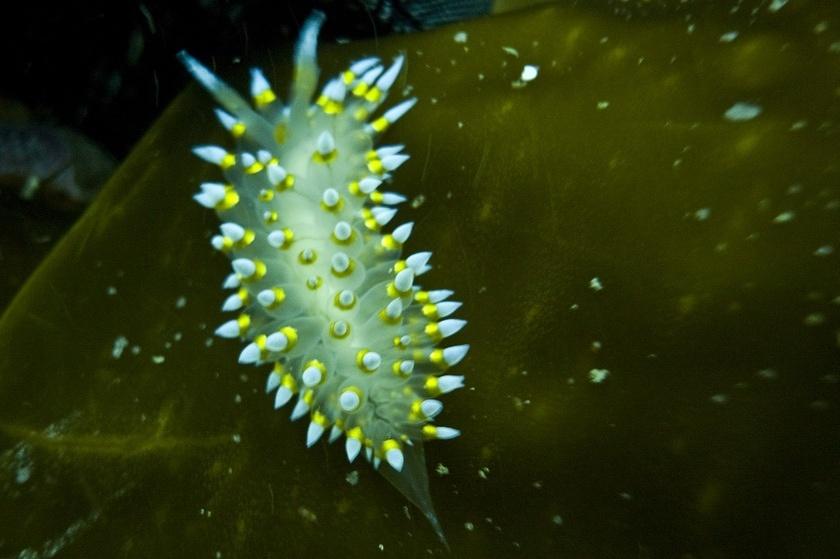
{"left": 2, "top": 3, "right": 840, "bottom": 557}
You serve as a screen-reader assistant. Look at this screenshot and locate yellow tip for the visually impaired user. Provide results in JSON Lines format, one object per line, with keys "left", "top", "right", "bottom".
{"left": 370, "top": 116, "right": 389, "bottom": 133}
{"left": 217, "top": 186, "right": 239, "bottom": 210}
{"left": 254, "top": 89, "right": 277, "bottom": 108}
{"left": 236, "top": 313, "right": 251, "bottom": 334}
{"left": 220, "top": 153, "right": 236, "bottom": 169}
{"left": 280, "top": 326, "right": 298, "bottom": 351}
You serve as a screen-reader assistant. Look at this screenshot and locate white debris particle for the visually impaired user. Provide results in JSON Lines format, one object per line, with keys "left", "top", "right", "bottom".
{"left": 757, "top": 368, "right": 778, "bottom": 380}
{"left": 453, "top": 31, "right": 468, "bottom": 44}
{"left": 205, "top": 337, "right": 214, "bottom": 347}
{"left": 724, "top": 102, "right": 762, "bottom": 121}
{"left": 596, "top": 100, "right": 610, "bottom": 110}
{"left": 173, "top": 331, "right": 182, "bottom": 342}
{"left": 175, "top": 296, "right": 187, "bottom": 309}
{"left": 21, "top": 510, "right": 100, "bottom": 558}
{"left": 464, "top": 522, "right": 475, "bottom": 531}
{"left": 694, "top": 207, "right": 711, "bottom": 221}
{"left": 478, "top": 466, "right": 490, "bottom": 480}
{"left": 552, "top": 515, "right": 563, "bottom": 526}
{"left": 43, "top": 417, "right": 74, "bottom": 439}
{"left": 810, "top": 400, "right": 829, "bottom": 411}
{"left": 106, "top": 286, "right": 118, "bottom": 296}
{"left": 790, "top": 120, "right": 808, "bottom": 131}
{"left": 231, "top": 433, "right": 241, "bottom": 444}
{"left": 378, "top": 544, "right": 385, "bottom": 551}
{"left": 814, "top": 245, "right": 834, "bottom": 256}
{"left": 501, "top": 46, "right": 519, "bottom": 57}
{"left": 768, "top": 0, "right": 788, "bottom": 13}
{"left": 151, "top": 355, "right": 165, "bottom": 365}
{"left": 112, "top": 336, "right": 129, "bottom": 359}
{"left": 591, "top": 341, "right": 602, "bottom": 352}
{"left": 131, "top": 345, "right": 141, "bottom": 355}
{"left": 435, "top": 463, "right": 450, "bottom": 476}
{"left": 773, "top": 211, "right": 795, "bottom": 223}
{"left": 803, "top": 313, "right": 826, "bottom": 326}
{"left": 345, "top": 470, "right": 359, "bottom": 485}
{"left": 520, "top": 64, "right": 539, "bottom": 82}
{"left": 710, "top": 393, "right": 729, "bottom": 405}
{"left": 13, "top": 444, "right": 32, "bottom": 484}
{"left": 589, "top": 369, "right": 610, "bottom": 383}
{"left": 297, "top": 507, "right": 317, "bottom": 523}
{"left": 512, "top": 396, "right": 531, "bottom": 410}
{"left": 719, "top": 31, "right": 739, "bottom": 42}
{"left": 814, "top": 21, "right": 829, "bottom": 34}
{"left": 589, "top": 277, "right": 603, "bottom": 291}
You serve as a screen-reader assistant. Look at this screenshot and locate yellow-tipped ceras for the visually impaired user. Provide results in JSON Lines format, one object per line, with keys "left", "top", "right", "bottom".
{"left": 179, "top": 11, "right": 467, "bottom": 545}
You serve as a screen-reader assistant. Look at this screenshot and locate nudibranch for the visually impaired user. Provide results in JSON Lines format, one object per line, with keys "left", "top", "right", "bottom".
{"left": 179, "top": 11, "right": 467, "bottom": 543}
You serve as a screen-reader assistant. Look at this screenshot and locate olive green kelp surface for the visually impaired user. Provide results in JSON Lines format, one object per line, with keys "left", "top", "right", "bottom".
{"left": 2, "top": 3, "right": 840, "bottom": 558}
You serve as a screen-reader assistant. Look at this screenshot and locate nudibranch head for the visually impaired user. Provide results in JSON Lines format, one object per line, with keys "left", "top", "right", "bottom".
{"left": 180, "top": 11, "right": 466, "bottom": 544}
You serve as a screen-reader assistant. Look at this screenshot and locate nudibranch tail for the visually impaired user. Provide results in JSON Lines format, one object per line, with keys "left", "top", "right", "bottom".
{"left": 180, "top": 11, "right": 466, "bottom": 545}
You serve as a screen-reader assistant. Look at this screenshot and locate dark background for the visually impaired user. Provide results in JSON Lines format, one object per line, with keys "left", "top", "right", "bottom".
{"left": 0, "top": 0, "right": 498, "bottom": 159}
{"left": 0, "top": 0, "right": 730, "bottom": 160}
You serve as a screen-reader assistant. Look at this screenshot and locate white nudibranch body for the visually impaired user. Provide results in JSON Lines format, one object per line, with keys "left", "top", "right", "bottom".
{"left": 179, "top": 11, "right": 466, "bottom": 544}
